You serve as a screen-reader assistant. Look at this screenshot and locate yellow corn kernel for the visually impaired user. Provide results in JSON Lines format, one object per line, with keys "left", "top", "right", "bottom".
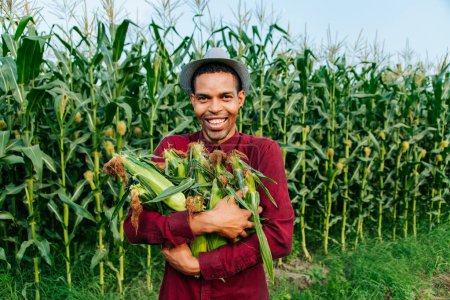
{"left": 327, "top": 148, "right": 335, "bottom": 159}
{"left": 133, "top": 127, "right": 142, "bottom": 138}
{"left": 104, "top": 127, "right": 114, "bottom": 137}
{"left": 74, "top": 112, "right": 82, "bottom": 124}
{"left": 105, "top": 141, "right": 115, "bottom": 156}
{"left": 401, "top": 141, "right": 410, "bottom": 153}
{"left": 117, "top": 121, "right": 127, "bottom": 136}
{"left": 336, "top": 159, "right": 344, "bottom": 171}
{"left": 0, "top": 120, "right": 7, "bottom": 130}
{"left": 84, "top": 170, "right": 94, "bottom": 183}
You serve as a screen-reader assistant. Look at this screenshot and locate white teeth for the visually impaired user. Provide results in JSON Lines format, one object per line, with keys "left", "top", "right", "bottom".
{"left": 208, "top": 119, "right": 226, "bottom": 125}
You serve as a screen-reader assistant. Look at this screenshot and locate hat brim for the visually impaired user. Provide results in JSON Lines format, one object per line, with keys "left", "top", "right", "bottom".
{"left": 179, "top": 57, "right": 250, "bottom": 94}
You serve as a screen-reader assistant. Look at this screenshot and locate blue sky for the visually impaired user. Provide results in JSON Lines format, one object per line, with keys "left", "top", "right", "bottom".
{"left": 43, "top": 0, "right": 450, "bottom": 62}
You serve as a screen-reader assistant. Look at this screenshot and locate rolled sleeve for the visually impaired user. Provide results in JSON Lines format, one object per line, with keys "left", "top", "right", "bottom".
{"left": 124, "top": 209, "right": 195, "bottom": 248}
{"left": 167, "top": 211, "right": 196, "bottom": 246}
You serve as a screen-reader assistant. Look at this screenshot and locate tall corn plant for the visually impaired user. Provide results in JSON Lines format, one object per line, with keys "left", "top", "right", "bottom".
{"left": 294, "top": 49, "right": 315, "bottom": 261}
{"left": 53, "top": 18, "right": 110, "bottom": 293}
{"left": 0, "top": 15, "right": 55, "bottom": 299}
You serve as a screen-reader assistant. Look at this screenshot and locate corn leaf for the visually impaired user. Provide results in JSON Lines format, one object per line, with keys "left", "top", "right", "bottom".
{"left": 252, "top": 199, "right": 274, "bottom": 283}
{"left": 0, "top": 57, "right": 20, "bottom": 102}
{"left": 111, "top": 188, "right": 130, "bottom": 224}
{"left": 252, "top": 175, "right": 277, "bottom": 207}
{"left": 41, "top": 151, "right": 57, "bottom": 173}
{"left": 16, "top": 36, "right": 45, "bottom": 84}
{"left": 0, "top": 131, "right": 9, "bottom": 157}
{"left": 112, "top": 19, "right": 135, "bottom": 62}
{"left": 21, "top": 145, "right": 43, "bottom": 181}
{"left": 0, "top": 211, "right": 15, "bottom": 221}
{"left": 1, "top": 34, "right": 16, "bottom": 57}
{"left": 225, "top": 187, "right": 251, "bottom": 211}
{"left": 140, "top": 177, "right": 194, "bottom": 204}
{"left": 16, "top": 240, "right": 33, "bottom": 263}
{"left": 0, "top": 247, "right": 11, "bottom": 269}
{"left": 239, "top": 160, "right": 277, "bottom": 184}
{"left": 47, "top": 200, "right": 63, "bottom": 224}
{"left": 58, "top": 190, "right": 95, "bottom": 222}
{"left": 90, "top": 248, "right": 108, "bottom": 271}
{"left": 14, "top": 16, "right": 34, "bottom": 39}
{"left": 71, "top": 180, "right": 87, "bottom": 202}
{"left": 34, "top": 239, "right": 54, "bottom": 267}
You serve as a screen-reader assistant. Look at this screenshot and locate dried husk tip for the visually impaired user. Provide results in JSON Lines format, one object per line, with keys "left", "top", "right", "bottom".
{"left": 130, "top": 188, "right": 143, "bottom": 232}
{"left": 186, "top": 195, "right": 204, "bottom": 214}
{"left": 103, "top": 156, "right": 128, "bottom": 184}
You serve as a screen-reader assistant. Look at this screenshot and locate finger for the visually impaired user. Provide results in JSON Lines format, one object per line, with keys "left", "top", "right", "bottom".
{"left": 240, "top": 230, "right": 249, "bottom": 238}
{"left": 244, "top": 209, "right": 252, "bottom": 218}
{"left": 224, "top": 194, "right": 236, "bottom": 204}
{"left": 258, "top": 206, "right": 263, "bottom": 214}
{"left": 246, "top": 221, "right": 255, "bottom": 229}
{"left": 235, "top": 187, "right": 249, "bottom": 198}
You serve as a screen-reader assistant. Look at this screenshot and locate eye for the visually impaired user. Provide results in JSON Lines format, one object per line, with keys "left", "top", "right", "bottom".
{"left": 197, "top": 95, "right": 207, "bottom": 101}
{"left": 223, "top": 94, "right": 233, "bottom": 100}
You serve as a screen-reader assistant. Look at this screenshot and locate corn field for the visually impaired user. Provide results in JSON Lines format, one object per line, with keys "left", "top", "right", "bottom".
{"left": 0, "top": 0, "right": 449, "bottom": 298}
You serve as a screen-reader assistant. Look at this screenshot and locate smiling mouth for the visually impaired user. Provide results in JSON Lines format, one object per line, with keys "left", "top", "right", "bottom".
{"left": 204, "top": 117, "right": 228, "bottom": 130}
{"left": 206, "top": 118, "right": 227, "bottom": 125}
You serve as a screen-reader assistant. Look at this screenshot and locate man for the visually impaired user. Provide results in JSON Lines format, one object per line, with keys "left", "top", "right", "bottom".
{"left": 124, "top": 48, "right": 294, "bottom": 299}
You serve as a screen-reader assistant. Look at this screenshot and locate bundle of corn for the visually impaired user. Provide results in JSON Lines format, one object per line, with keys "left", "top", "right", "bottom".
{"left": 103, "top": 142, "right": 278, "bottom": 281}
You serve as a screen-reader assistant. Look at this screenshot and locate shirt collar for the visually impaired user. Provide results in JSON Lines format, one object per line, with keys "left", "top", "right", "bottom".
{"left": 193, "top": 128, "right": 241, "bottom": 153}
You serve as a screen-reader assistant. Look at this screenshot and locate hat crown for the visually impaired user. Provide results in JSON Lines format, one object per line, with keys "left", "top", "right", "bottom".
{"left": 204, "top": 47, "right": 229, "bottom": 59}
{"left": 179, "top": 47, "right": 250, "bottom": 93}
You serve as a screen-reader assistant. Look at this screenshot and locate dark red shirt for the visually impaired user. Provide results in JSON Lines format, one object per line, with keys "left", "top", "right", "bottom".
{"left": 124, "top": 130, "right": 294, "bottom": 300}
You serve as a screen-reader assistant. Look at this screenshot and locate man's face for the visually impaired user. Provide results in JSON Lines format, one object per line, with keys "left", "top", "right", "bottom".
{"left": 190, "top": 72, "right": 245, "bottom": 145}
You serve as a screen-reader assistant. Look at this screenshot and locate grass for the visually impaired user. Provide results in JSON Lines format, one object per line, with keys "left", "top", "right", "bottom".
{"left": 270, "top": 224, "right": 450, "bottom": 300}
{"left": 1, "top": 244, "right": 166, "bottom": 300}
{"left": 2, "top": 225, "right": 448, "bottom": 299}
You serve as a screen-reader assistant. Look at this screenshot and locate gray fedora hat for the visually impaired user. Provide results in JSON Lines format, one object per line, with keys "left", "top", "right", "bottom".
{"left": 179, "top": 47, "right": 250, "bottom": 94}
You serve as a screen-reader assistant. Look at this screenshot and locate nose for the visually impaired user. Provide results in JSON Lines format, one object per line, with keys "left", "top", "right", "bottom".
{"left": 208, "top": 98, "right": 223, "bottom": 114}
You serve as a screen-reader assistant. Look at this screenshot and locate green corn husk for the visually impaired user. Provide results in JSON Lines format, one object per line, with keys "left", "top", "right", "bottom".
{"left": 190, "top": 180, "right": 228, "bottom": 256}
{"left": 227, "top": 151, "right": 247, "bottom": 195}
{"left": 190, "top": 235, "right": 208, "bottom": 257}
{"left": 244, "top": 170, "right": 274, "bottom": 283}
{"left": 105, "top": 144, "right": 278, "bottom": 278}
{"left": 206, "top": 179, "right": 228, "bottom": 251}
{"left": 163, "top": 148, "right": 187, "bottom": 178}
{"left": 226, "top": 152, "right": 276, "bottom": 283}
{"left": 104, "top": 153, "right": 186, "bottom": 211}
{"left": 189, "top": 142, "right": 211, "bottom": 192}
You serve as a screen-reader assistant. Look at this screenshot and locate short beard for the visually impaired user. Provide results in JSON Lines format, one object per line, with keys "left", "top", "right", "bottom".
{"left": 202, "top": 127, "right": 232, "bottom": 144}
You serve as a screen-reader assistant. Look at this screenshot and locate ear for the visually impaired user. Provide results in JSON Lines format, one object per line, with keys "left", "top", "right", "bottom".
{"left": 190, "top": 93, "right": 195, "bottom": 106}
{"left": 238, "top": 90, "right": 246, "bottom": 108}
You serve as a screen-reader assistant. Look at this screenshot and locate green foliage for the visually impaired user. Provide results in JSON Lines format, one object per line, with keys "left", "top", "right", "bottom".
{"left": 271, "top": 225, "right": 450, "bottom": 299}
{"left": 0, "top": 2, "right": 448, "bottom": 298}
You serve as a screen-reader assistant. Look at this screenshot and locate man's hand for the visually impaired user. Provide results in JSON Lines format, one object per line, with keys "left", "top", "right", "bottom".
{"left": 162, "top": 243, "right": 200, "bottom": 276}
{"left": 189, "top": 190, "right": 263, "bottom": 239}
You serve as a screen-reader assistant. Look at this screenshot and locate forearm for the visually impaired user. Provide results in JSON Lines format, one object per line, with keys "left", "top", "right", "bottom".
{"left": 189, "top": 210, "right": 216, "bottom": 236}
{"left": 124, "top": 208, "right": 195, "bottom": 247}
